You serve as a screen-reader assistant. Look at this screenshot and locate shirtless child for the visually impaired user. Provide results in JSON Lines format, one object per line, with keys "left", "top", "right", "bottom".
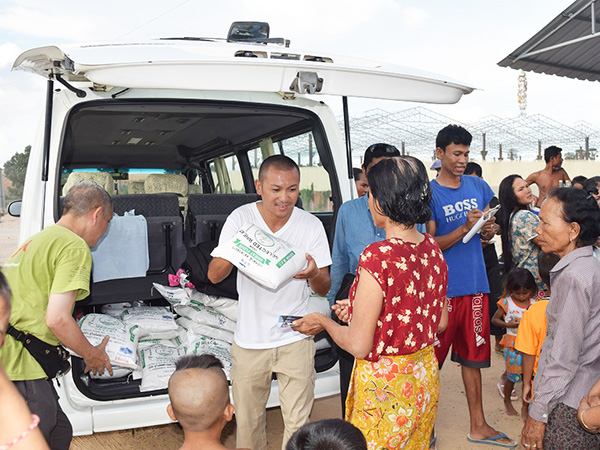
{"left": 525, "top": 146, "right": 570, "bottom": 207}
{"left": 167, "top": 354, "right": 247, "bottom": 450}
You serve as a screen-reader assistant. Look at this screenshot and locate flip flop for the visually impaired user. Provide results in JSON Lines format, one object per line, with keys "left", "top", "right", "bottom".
{"left": 429, "top": 432, "right": 437, "bottom": 450}
{"left": 496, "top": 382, "right": 518, "bottom": 401}
{"left": 467, "top": 431, "right": 517, "bottom": 448}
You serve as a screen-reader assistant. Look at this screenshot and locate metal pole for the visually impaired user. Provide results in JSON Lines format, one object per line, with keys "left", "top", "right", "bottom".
{"left": 308, "top": 134, "right": 313, "bottom": 167}
{"left": 0, "top": 168, "right": 5, "bottom": 215}
{"left": 342, "top": 96, "right": 354, "bottom": 198}
{"left": 498, "top": 143, "right": 504, "bottom": 161}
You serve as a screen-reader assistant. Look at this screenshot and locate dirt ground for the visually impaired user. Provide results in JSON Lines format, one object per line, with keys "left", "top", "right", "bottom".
{"left": 0, "top": 215, "right": 525, "bottom": 449}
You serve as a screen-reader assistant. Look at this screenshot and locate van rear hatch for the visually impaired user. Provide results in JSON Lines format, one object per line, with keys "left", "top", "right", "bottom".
{"left": 13, "top": 40, "right": 475, "bottom": 104}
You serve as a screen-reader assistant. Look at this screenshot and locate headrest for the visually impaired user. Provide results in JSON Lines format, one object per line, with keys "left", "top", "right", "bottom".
{"left": 62, "top": 171, "right": 114, "bottom": 195}
{"left": 144, "top": 174, "right": 189, "bottom": 197}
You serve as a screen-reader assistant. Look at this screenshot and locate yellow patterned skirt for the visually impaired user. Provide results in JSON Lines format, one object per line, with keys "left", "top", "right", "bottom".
{"left": 345, "top": 345, "right": 439, "bottom": 450}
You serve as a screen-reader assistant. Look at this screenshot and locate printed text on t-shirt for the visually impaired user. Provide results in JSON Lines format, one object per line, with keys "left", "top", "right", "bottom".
{"left": 441, "top": 198, "right": 479, "bottom": 222}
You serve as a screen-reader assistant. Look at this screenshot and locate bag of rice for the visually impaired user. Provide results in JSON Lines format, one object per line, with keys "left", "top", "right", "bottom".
{"left": 211, "top": 223, "right": 307, "bottom": 290}
{"left": 89, "top": 366, "right": 133, "bottom": 380}
{"left": 152, "top": 283, "right": 193, "bottom": 307}
{"left": 139, "top": 344, "right": 187, "bottom": 392}
{"left": 176, "top": 317, "right": 234, "bottom": 344}
{"left": 175, "top": 301, "right": 236, "bottom": 333}
{"left": 121, "top": 306, "right": 178, "bottom": 339}
{"left": 187, "top": 335, "right": 232, "bottom": 378}
{"left": 194, "top": 292, "right": 238, "bottom": 322}
{"left": 77, "top": 314, "right": 138, "bottom": 370}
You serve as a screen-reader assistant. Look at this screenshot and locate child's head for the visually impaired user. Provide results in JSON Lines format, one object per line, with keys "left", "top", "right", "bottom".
{"left": 286, "top": 419, "right": 367, "bottom": 450}
{"left": 503, "top": 268, "right": 537, "bottom": 301}
{"left": 167, "top": 354, "right": 233, "bottom": 434}
{"left": 538, "top": 252, "right": 561, "bottom": 292}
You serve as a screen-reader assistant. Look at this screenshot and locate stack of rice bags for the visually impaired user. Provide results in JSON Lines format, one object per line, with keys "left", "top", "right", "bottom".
{"left": 153, "top": 284, "right": 237, "bottom": 378}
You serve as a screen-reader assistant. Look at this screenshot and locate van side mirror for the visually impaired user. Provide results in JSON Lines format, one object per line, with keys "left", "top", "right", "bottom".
{"left": 7, "top": 200, "right": 21, "bottom": 217}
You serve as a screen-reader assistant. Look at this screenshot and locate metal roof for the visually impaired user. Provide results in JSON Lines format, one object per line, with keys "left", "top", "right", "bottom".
{"left": 498, "top": 0, "right": 600, "bottom": 81}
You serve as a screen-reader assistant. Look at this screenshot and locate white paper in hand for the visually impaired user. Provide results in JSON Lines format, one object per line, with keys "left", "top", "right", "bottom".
{"left": 462, "top": 205, "right": 501, "bottom": 244}
{"left": 211, "top": 223, "right": 307, "bottom": 290}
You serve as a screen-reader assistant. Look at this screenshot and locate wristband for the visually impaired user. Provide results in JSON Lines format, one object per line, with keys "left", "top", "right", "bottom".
{"left": 0, "top": 413, "right": 40, "bottom": 450}
{"left": 580, "top": 408, "right": 598, "bottom": 433}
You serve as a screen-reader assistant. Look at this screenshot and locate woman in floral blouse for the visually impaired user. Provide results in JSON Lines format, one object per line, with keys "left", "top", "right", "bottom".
{"left": 293, "top": 156, "right": 448, "bottom": 449}
{"left": 498, "top": 175, "right": 547, "bottom": 294}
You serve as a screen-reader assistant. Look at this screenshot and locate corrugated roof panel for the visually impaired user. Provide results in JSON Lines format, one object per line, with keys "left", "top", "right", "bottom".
{"left": 498, "top": 0, "right": 600, "bottom": 81}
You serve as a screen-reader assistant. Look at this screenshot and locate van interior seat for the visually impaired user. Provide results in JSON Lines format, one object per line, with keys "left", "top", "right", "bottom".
{"left": 129, "top": 181, "right": 145, "bottom": 194}
{"left": 85, "top": 193, "right": 186, "bottom": 306}
{"left": 62, "top": 171, "right": 115, "bottom": 196}
{"left": 186, "top": 193, "right": 260, "bottom": 246}
{"left": 144, "top": 174, "right": 189, "bottom": 213}
{"left": 187, "top": 184, "right": 203, "bottom": 194}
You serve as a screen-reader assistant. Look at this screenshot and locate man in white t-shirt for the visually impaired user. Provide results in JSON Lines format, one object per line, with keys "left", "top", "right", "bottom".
{"left": 208, "top": 155, "right": 332, "bottom": 450}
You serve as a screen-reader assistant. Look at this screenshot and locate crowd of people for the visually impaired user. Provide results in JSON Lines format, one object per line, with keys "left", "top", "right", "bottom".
{"left": 2, "top": 124, "right": 600, "bottom": 450}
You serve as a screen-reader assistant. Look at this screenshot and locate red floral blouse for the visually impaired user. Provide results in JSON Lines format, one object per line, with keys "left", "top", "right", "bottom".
{"left": 348, "top": 234, "right": 448, "bottom": 362}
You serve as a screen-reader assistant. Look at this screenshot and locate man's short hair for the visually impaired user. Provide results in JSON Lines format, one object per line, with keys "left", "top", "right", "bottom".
{"left": 436, "top": 124, "right": 472, "bottom": 151}
{"left": 286, "top": 419, "right": 367, "bottom": 450}
{"left": 258, "top": 155, "right": 300, "bottom": 180}
{"left": 352, "top": 167, "right": 363, "bottom": 181}
{"left": 465, "top": 162, "right": 483, "bottom": 178}
{"left": 62, "top": 182, "right": 113, "bottom": 218}
{"left": 168, "top": 354, "right": 229, "bottom": 432}
{"left": 362, "top": 143, "right": 400, "bottom": 170}
{"left": 544, "top": 146, "right": 562, "bottom": 163}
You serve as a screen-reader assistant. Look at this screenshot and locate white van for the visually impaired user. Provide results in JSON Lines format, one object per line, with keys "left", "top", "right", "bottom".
{"left": 11, "top": 24, "right": 474, "bottom": 435}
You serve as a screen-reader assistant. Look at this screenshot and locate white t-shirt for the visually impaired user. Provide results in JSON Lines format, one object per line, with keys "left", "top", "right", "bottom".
{"left": 219, "top": 202, "right": 332, "bottom": 349}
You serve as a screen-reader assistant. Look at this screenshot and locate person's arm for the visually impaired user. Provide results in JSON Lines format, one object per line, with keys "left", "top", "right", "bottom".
{"left": 438, "top": 298, "right": 449, "bottom": 333}
{"left": 207, "top": 257, "right": 234, "bottom": 284}
{"left": 46, "top": 291, "right": 112, "bottom": 375}
{"left": 562, "top": 168, "right": 571, "bottom": 183}
{"left": 491, "top": 307, "right": 507, "bottom": 329}
{"left": 292, "top": 266, "right": 382, "bottom": 359}
{"left": 428, "top": 208, "right": 484, "bottom": 251}
{"left": 522, "top": 353, "right": 536, "bottom": 403}
{"left": 294, "top": 254, "right": 330, "bottom": 297}
{"left": 525, "top": 172, "right": 538, "bottom": 187}
{"left": 328, "top": 208, "right": 349, "bottom": 306}
{"left": 578, "top": 396, "right": 600, "bottom": 432}
{"left": 0, "top": 365, "right": 49, "bottom": 450}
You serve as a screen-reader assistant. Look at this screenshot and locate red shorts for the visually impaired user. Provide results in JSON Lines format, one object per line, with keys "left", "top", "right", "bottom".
{"left": 434, "top": 293, "right": 491, "bottom": 369}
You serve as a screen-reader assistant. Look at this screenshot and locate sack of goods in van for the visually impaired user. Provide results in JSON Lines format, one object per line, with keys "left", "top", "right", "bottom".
{"left": 154, "top": 283, "right": 239, "bottom": 322}
{"left": 187, "top": 335, "right": 232, "bottom": 378}
{"left": 174, "top": 301, "right": 236, "bottom": 333}
{"left": 121, "top": 306, "right": 178, "bottom": 339}
{"left": 176, "top": 316, "right": 234, "bottom": 344}
{"left": 139, "top": 344, "right": 187, "bottom": 392}
{"left": 211, "top": 223, "right": 307, "bottom": 290}
{"left": 76, "top": 314, "right": 138, "bottom": 370}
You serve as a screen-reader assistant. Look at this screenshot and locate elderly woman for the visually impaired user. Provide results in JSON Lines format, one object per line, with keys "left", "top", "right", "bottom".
{"left": 498, "top": 174, "right": 546, "bottom": 295}
{"left": 521, "top": 187, "right": 600, "bottom": 450}
{"left": 293, "top": 156, "right": 448, "bottom": 449}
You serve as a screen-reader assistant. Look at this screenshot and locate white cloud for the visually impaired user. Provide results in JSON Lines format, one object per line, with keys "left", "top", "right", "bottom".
{"left": 0, "top": 42, "right": 21, "bottom": 68}
{"left": 401, "top": 6, "right": 429, "bottom": 28}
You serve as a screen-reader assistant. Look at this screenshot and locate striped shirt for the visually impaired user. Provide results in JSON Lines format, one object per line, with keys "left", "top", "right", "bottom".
{"left": 530, "top": 246, "right": 600, "bottom": 422}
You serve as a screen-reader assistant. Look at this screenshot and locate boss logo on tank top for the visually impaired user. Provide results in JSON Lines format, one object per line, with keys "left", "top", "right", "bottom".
{"left": 441, "top": 198, "right": 479, "bottom": 222}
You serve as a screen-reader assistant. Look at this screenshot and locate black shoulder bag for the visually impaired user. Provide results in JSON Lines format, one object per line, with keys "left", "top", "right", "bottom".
{"left": 7, "top": 324, "right": 71, "bottom": 378}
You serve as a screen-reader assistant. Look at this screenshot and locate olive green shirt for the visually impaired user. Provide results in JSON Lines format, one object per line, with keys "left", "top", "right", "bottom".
{"left": 0, "top": 225, "right": 91, "bottom": 380}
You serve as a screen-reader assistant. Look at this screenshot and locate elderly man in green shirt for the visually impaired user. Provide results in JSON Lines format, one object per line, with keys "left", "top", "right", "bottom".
{"left": 0, "top": 182, "right": 114, "bottom": 450}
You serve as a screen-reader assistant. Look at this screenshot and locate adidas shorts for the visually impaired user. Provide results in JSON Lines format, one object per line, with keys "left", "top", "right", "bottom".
{"left": 434, "top": 293, "right": 491, "bottom": 369}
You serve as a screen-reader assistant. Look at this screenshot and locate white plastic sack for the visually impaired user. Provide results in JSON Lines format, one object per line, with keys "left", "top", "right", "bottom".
{"left": 139, "top": 344, "right": 187, "bottom": 392}
{"left": 175, "top": 301, "right": 236, "bottom": 333}
{"left": 187, "top": 335, "right": 232, "bottom": 378}
{"left": 77, "top": 314, "right": 138, "bottom": 370}
{"left": 211, "top": 223, "right": 307, "bottom": 290}
{"left": 194, "top": 292, "right": 238, "bottom": 322}
{"left": 121, "top": 306, "right": 178, "bottom": 338}
{"left": 89, "top": 366, "right": 132, "bottom": 380}
{"left": 176, "top": 317, "right": 234, "bottom": 344}
{"left": 152, "top": 283, "right": 193, "bottom": 307}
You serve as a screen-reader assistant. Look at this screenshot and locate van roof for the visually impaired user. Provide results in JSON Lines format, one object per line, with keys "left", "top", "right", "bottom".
{"left": 13, "top": 39, "right": 475, "bottom": 104}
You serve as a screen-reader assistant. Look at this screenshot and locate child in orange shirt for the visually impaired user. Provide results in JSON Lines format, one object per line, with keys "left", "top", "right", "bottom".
{"left": 515, "top": 252, "right": 560, "bottom": 421}
{"left": 492, "top": 268, "right": 537, "bottom": 417}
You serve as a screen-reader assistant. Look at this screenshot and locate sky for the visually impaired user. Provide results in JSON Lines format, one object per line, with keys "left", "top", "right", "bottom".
{"left": 0, "top": 0, "right": 598, "bottom": 164}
